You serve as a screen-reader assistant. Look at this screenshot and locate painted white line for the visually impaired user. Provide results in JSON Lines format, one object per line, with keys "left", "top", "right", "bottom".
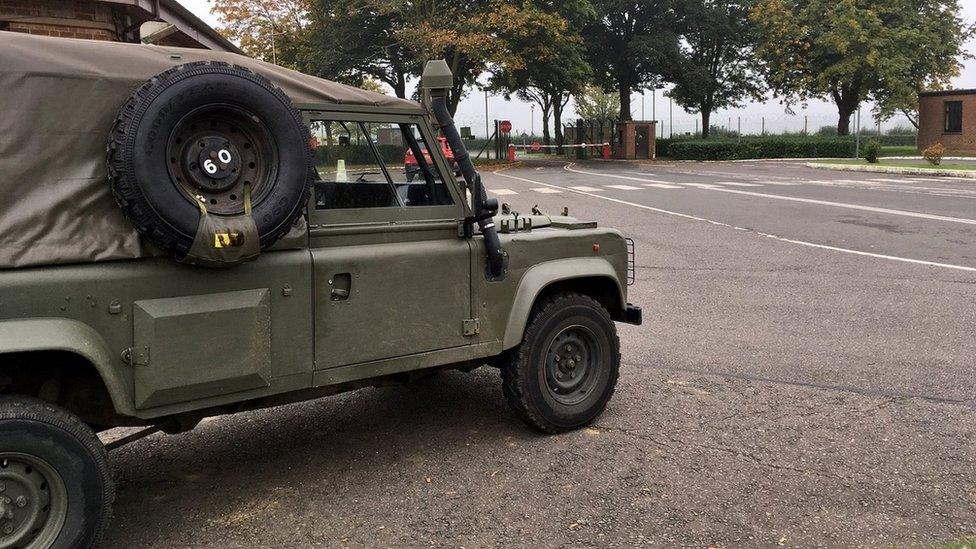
{"left": 870, "top": 178, "right": 912, "bottom": 183}
{"left": 565, "top": 165, "right": 976, "bottom": 226}
{"left": 569, "top": 185, "right": 604, "bottom": 192}
{"left": 531, "top": 187, "right": 562, "bottom": 194}
{"left": 685, "top": 183, "right": 722, "bottom": 189}
{"left": 490, "top": 188, "right": 518, "bottom": 196}
{"left": 643, "top": 183, "right": 683, "bottom": 189}
{"left": 605, "top": 184, "right": 642, "bottom": 190}
{"left": 493, "top": 168, "right": 976, "bottom": 274}
{"left": 713, "top": 181, "right": 763, "bottom": 187}
{"left": 622, "top": 175, "right": 681, "bottom": 184}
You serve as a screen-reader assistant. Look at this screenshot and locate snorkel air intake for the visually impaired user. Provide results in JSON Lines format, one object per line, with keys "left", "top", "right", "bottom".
{"left": 422, "top": 60, "right": 506, "bottom": 280}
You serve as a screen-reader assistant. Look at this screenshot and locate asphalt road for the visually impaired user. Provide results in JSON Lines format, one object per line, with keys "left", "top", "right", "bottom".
{"left": 102, "top": 160, "right": 976, "bottom": 548}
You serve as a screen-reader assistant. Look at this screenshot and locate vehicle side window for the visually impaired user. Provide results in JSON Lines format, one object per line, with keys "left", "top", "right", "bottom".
{"left": 385, "top": 125, "right": 455, "bottom": 207}
{"left": 311, "top": 120, "right": 400, "bottom": 210}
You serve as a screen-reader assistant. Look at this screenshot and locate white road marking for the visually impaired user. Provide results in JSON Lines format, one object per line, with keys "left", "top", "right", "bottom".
{"left": 565, "top": 165, "right": 976, "bottom": 226}
{"left": 605, "top": 184, "right": 642, "bottom": 190}
{"left": 493, "top": 168, "right": 976, "bottom": 274}
{"left": 643, "top": 183, "right": 683, "bottom": 189}
{"left": 870, "top": 178, "right": 912, "bottom": 183}
{"left": 685, "top": 183, "right": 722, "bottom": 189}
{"left": 490, "top": 188, "right": 518, "bottom": 196}
{"left": 531, "top": 187, "right": 562, "bottom": 194}
{"left": 569, "top": 186, "right": 604, "bottom": 192}
{"left": 713, "top": 181, "right": 763, "bottom": 187}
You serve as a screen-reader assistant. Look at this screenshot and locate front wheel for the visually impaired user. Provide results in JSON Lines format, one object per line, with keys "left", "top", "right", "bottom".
{"left": 501, "top": 293, "right": 621, "bottom": 433}
{"left": 0, "top": 397, "right": 113, "bottom": 549}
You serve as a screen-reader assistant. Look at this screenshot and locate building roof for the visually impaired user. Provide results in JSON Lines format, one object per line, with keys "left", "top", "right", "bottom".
{"left": 918, "top": 89, "right": 976, "bottom": 98}
{"left": 100, "top": 0, "right": 243, "bottom": 53}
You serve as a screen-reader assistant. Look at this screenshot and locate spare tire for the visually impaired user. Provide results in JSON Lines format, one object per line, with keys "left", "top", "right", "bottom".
{"left": 108, "top": 61, "right": 312, "bottom": 262}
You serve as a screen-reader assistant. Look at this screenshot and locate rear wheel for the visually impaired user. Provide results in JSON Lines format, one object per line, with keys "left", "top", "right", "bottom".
{"left": 501, "top": 293, "right": 620, "bottom": 433}
{"left": 0, "top": 397, "right": 113, "bottom": 549}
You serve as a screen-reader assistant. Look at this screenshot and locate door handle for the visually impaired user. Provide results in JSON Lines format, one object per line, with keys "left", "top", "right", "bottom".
{"left": 331, "top": 273, "right": 351, "bottom": 301}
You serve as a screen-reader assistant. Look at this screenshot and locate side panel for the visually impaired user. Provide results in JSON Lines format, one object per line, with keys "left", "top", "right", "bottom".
{"left": 0, "top": 249, "right": 314, "bottom": 420}
{"left": 133, "top": 289, "right": 272, "bottom": 409}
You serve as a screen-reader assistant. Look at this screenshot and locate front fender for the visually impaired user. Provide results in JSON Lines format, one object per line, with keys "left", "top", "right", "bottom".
{"left": 0, "top": 318, "right": 133, "bottom": 416}
{"left": 502, "top": 257, "right": 625, "bottom": 349}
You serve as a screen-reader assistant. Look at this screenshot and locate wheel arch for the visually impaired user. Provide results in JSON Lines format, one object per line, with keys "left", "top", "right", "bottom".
{"left": 0, "top": 318, "right": 134, "bottom": 419}
{"left": 502, "top": 258, "right": 625, "bottom": 350}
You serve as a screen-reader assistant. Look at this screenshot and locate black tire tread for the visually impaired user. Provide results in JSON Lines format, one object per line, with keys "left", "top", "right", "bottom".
{"left": 107, "top": 61, "right": 312, "bottom": 259}
{"left": 0, "top": 396, "right": 114, "bottom": 548}
{"left": 500, "top": 292, "right": 620, "bottom": 434}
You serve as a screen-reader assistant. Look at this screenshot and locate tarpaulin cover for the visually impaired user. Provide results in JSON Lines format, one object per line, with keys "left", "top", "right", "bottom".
{"left": 0, "top": 32, "right": 422, "bottom": 269}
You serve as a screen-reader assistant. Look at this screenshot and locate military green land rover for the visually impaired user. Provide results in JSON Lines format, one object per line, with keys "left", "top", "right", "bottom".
{"left": 0, "top": 33, "right": 641, "bottom": 548}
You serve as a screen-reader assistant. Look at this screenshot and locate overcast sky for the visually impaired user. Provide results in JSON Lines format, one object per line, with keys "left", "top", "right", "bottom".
{"left": 180, "top": 0, "right": 976, "bottom": 137}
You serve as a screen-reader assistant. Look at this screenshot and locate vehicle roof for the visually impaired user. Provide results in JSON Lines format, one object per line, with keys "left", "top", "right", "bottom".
{"left": 0, "top": 31, "right": 424, "bottom": 113}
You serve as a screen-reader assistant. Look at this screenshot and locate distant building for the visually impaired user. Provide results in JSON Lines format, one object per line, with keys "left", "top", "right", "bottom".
{"left": 918, "top": 89, "right": 976, "bottom": 154}
{"left": 0, "top": 0, "right": 240, "bottom": 53}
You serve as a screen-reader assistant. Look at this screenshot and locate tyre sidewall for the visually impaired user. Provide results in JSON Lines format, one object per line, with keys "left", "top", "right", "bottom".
{"left": 126, "top": 67, "right": 310, "bottom": 247}
{"left": 2, "top": 418, "right": 107, "bottom": 549}
{"left": 520, "top": 301, "right": 619, "bottom": 430}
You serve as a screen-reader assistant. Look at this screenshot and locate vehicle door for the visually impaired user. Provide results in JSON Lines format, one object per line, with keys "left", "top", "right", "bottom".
{"left": 306, "top": 113, "right": 472, "bottom": 375}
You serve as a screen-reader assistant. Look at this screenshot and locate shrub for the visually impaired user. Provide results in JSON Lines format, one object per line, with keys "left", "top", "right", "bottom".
{"left": 922, "top": 143, "right": 945, "bottom": 165}
{"left": 863, "top": 139, "right": 882, "bottom": 163}
{"left": 315, "top": 144, "right": 405, "bottom": 166}
{"left": 665, "top": 136, "right": 856, "bottom": 161}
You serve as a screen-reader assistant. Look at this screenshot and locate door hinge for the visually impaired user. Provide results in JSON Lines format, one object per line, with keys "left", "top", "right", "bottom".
{"left": 462, "top": 318, "right": 480, "bottom": 337}
{"left": 122, "top": 346, "right": 150, "bottom": 366}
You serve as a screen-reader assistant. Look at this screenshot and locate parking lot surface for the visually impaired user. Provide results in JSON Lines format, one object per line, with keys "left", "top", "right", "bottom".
{"left": 103, "top": 160, "right": 975, "bottom": 548}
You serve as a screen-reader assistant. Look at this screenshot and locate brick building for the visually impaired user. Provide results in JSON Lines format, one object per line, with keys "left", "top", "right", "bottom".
{"left": 0, "top": 0, "right": 239, "bottom": 52}
{"left": 918, "top": 89, "right": 976, "bottom": 154}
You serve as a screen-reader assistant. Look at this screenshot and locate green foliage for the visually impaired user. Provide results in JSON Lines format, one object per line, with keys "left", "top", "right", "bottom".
{"left": 666, "top": 137, "right": 855, "bottom": 160}
{"left": 667, "top": 0, "right": 765, "bottom": 138}
{"left": 862, "top": 139, "right": 881, "bottom": 163}
{"left": 574, "top": 85, "right": 620, "bottom": 121}
{"left": 489, "top": 0, "right": 593, "bottom": 147}
{"left": 751, "top": 0, "right": 974, "bottom": 135}
{"left": 584, "top": 0, "right": 682, "bottom": 121}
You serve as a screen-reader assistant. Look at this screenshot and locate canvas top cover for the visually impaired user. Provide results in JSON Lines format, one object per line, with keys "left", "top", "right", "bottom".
{"left": 0, "top": 31, "right": 422, "bottom": 269}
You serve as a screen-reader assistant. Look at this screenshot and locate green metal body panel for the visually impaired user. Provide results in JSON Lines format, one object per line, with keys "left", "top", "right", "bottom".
{"left": 0, "top": 104, "right": 632, "bottom": 426}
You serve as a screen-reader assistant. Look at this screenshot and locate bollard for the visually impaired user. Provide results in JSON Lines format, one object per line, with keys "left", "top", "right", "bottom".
{"left": 507, "top": 144, "right": 517, "bottom": 162}
{"left": 603, "top": 143, "right": 611, "bottom": 160}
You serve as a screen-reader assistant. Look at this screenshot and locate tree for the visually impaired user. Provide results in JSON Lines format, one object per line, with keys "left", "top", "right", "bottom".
{"left": 751, "top": 0, "right": 973, "bottom": 135}
{"left": 574, "top": 84, "right": 620, "bottom": 121}
{"left": 489, "top": 0, "right": 593, "bottom": 148}
{"left": 584, "top": 0, "right": 682, "bottom": 121}
{"left": 667, "top": 0, "right": 765, "bottom": 138}
{"left": 302, "top": 0, "right": 418, "bottom": 97}
{"left": 211, "top": 0, "right": 310, "bottom": 66}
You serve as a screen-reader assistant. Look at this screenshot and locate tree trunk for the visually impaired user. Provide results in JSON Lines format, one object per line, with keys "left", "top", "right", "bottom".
{"left": 393, "top": 72, "right": 406, "bottom": 99}
{"left": 832, "top": 83, "right": 861, "bottom": 136}
{"left": 554, "top": 97, "right": 566, "bottom": 155}
{"left": 618, "top": 78, "right": 632, "bottom": 121}
{"left": 541, "top": 103, "right": 552, "bottom": 147}
{"left": 701, "top": 109, "right": 711, "bottom": 139}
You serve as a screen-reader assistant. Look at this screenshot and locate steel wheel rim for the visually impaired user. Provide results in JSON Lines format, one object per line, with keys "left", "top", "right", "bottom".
{"left": 543, "top": 325, "right": 604, "bottom": 406}
{"left": 166, "top": 104, "right": 279, "bottom": 216}
{"left": 0, "top": 453, "right": 67, "bottom": 549}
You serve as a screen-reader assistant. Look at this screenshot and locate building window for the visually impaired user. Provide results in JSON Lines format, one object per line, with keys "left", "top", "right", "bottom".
{"left": 945, "top": 101, "right": 963, "bottom": 133}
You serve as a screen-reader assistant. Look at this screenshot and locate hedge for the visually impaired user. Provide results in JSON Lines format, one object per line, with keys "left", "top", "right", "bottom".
{"left": 665, "top": 137, "right": 856, "bottom": 161}
{"left": 314, "top": 144, "right": 406, "bottom": 166}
